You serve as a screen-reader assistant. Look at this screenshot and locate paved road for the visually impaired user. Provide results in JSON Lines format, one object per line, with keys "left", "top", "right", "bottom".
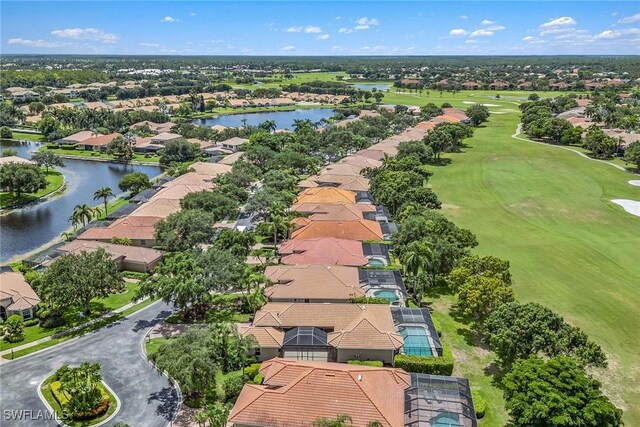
{"left": 0, "top": 301, "right": 179, "bottom": 426}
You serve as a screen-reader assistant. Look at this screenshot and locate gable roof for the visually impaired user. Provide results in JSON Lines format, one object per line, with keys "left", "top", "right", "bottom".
{"left": 291, "top": 220, "right": 383, "bottom": 241}
{"left": 0, "top": 272, "right": 41, "bottom": 311}
{"left": 58, "top": 240, "right": 163, "bottom": 265}
{"left": 291, "top": 203, "right": 371, "bottom": 221}
{"left": 228, "top": 358, "right": 410, "bottom": 427}
{"left": 77, "top": 216, "right": 159, "bottom": 241}
{"left": 294, "top": 188, "right": 357, "bottom": 205}
{"left": 237, "top": 324, "right": 284, "bottom": 348}
{"left": 264, "top": 264, "right": 363, "bottom": 301}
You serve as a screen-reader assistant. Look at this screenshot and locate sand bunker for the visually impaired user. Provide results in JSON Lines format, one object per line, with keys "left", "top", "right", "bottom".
{"left": 611, "top": 199, "right": 640, "bottom": 217}
{"left": 629, "top": 180, "right": 640, "bottom": 187}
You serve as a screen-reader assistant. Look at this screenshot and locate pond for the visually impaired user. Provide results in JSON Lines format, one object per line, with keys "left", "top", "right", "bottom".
{"left": 192, "top": 108, "right": 335, "bottom": 130}
{"left": 352, "top": 83, "right": 392, "bottom": 91}
{"left": 0, "top": 140, "right": 162, "bottom": 263}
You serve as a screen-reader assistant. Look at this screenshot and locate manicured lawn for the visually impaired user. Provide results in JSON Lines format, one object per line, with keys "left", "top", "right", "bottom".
{"left": 40, "top": 374, "right": 118, "bottom": 427}
{"left": 145, "top": 337, "right": 168, "bottom": 358}
{"left": 429, "top": 111, "right": 640, "bottom": 424}
{"left": 0, "top": 169, "right": 64, "bottom": 209}
{"left": 39, "top": 146, "right": 161, "bottom": 164}
{"left": 0, "top": 281, "right": 139, "bottom": 351}
{"left": 10, "top": 131, "right": 46, "bottom": 142}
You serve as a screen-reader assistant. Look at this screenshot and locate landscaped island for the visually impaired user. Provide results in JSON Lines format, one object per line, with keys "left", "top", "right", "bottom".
{"left": 39, "top": 363, "right": 118, "bottom": 426}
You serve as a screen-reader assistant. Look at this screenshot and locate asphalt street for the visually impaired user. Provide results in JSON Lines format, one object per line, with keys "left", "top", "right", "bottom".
{"left": 0, "top": 301, "right": 179, "bottom": 426}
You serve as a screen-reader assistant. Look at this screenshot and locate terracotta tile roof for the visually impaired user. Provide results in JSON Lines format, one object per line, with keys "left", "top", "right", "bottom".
{"left": 59, "top": 131, "right": 97, "bottom": 143}
{"left": 355, "top": 148, "right": 389, "bottom": 161}
{"left": 337, "top": 155, "right": 383, "bottom": 169}
{"left": 58, "top": 240, "right": 163, "bottom": 265}
{"left": 130, "top": 198, "right": 182, "bottom": 218}
{"left": 220, "top": 136, "right": 249, "bottom": 147}
{"left": 264, "top": 264, "right": 364, "bottom": 301}
{"left": 279, "top": 238, "right": 368, "bottom": 266}
{"left": 294, "top": 188, "right": 357, "bottom": 204}
{"left": 228, "top": 358, "right": 410, "bottom": 427}
{"left": 188, "top": 162, "right": 232, "bottom": 177}
{"left": 253, "top": 303, "right": 402, "bottom": 350}
{"left": 0, "top": 272, "right": 41, "bottom": 311}
{"left": 77, "top": 216, "right": 159, "bottom": 241}
{"left": 80, "top": 132, "right": 122, "bottom": 147}
{"left": 218, "top": 151, "right": 245, "bottom": 165}
{"left": 310, "top": 175, "right": 371, "bottom": 192}
{"left": 237, "top": 324, "right": 284, "bottom": 348}
{"left": 0, "top": 156, "right": 34, "bottom": 165}
{"left": 150, "top": 184, "right": 212, "bottom": 202}
{"left": 291, "top": 203, "right": 372, "bottom": 221}
{"left": 291, "top": 220, "right": 383, "bottom": 241}
{"left": 320, "top": 163, "right": 364, "bottom": 177}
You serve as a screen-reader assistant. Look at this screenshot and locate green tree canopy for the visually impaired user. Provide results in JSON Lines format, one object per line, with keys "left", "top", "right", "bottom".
{"left": 118, "top": 172, "right": 150, "bottom": 194}
{"left": 31, "top": 150, "right": 64, "bottom": 172}
{"left": 159, "top": 138, "right": 202, "bottom": 165}
{"left": 448, "top": 254, "right": 512, "bottom": 290}
{"left": 0, "top": 162, "right": 47, "bottom": 197}
{"left": 154, "top": 209, "right": 217, "bottom": 252}
{"left": 466, "top": 104, "right": 490, "bottom": 126}
{"left": 180, "top": 190, "right": 240, "bottom": 222}
{"left": 456, "top": 276, "right": 515, "bottom": 324}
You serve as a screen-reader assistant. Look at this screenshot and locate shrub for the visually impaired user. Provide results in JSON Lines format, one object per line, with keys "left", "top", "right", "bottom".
{"left": 4, "top": 315, "right": 25, "bottom": 342}
{"left": 347, "top": 360, "right": 384, "bottom": 367}
{"left": 252, "top": 373, "right": 264, "bottom": 385}
{"left": 432, "top": 318, "right": 442, "bottom": 336}
{"left": 222, "top": 372, "right": 246, "bottom": 403}
{"left": 51, "top": 380, "right": 71, "bottom": 406}
{"left": 472, "top": 390, "right": 486, "bottom": 419}
{"left": 60, "top": 144, "right": 78, "bottom": 150}
{"left": 244, "top": 363, "right": 261, "bottom": 380}
{"left": 393, "top": 342, "right": 454, "bottom": 375}
{"left": 349, "top": 296, "right": 389, "bottom": 304}
{"left": 74, "top": 397, "right": 110, "bottom": 420}
{"left": 40, "top": 315, "right": 65, "bottom": 329}
{"left": 46, "top": 144, "right": 60, "bottom": 149}
{"left": 24, "top": 318, "right": 40, "bottom": 327}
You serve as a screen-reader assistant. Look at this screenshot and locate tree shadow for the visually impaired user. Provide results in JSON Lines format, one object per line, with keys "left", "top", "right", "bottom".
{"left": 132, "top": 310, "right": 173, "bottom": 332}
{"left": 147, "top": 386, "right": 179, "bottom": 420}
{"left": 426, "top": 158, "right": 453, "bottom": 167}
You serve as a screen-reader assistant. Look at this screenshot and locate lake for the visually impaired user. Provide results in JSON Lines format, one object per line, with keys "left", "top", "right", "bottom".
{"left": 0, "top": 140, "right": 162, "bottom": 263}
{"left": 192, "top": 108, "right": 335, "bottom": 129}
{"left": 352, "top": 83, "right": 392, "bottom": 91}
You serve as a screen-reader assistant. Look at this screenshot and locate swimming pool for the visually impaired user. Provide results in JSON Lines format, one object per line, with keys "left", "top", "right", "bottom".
{"left": 431, "top": 411, "right": 461, "bottom": 427}
{"left": 368, "top": 258, "right": 386, "bottom": 267}
{"left": 374, "top": 289, "right": 398, "bottom": 302}
{"left": 399, "top": 326, "right": 433, "bottom": 356}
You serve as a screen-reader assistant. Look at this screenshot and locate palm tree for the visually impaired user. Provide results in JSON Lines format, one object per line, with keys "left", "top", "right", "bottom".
{"left": 60, "top": 231, "right": 74, "bottom": 241}
{"left": 263, "top": 214, "right": 289, "bottom": 248}
{"left": 93, "top": 187, "right": 114, "bottom": 219}
{"left": 91, "top": 206, "right": 104, "bottom": 220}
{"left": 259, "top": 119, "right": 277, "bottom": 133}
{"left": 401, "top": 240, "right": 434, "bottom": 278}
{"left": 72, "top": 204, "right": 93, "bottom": 227}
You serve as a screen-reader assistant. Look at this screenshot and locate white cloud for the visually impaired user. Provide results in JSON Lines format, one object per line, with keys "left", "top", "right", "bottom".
{"left": 486, "top": 25, "right": 506, "bottom": 31}
{"left": 189, "top": 12, "right": 197, "bottom": 16}
{"left": 449, "top": 28, "right": 469, "bottom": 36}
{"left": 140, "top": 42, "right": 160, "bottom": 47}
{"left": 282, "top": 45, "right": 295, "bottom": 51}
{"left": 356, "top": 17, "right": 379, "bottom": 26}
{"left": 354, "top": 25, "right": 371, "bottom": 30}
{"left": 335, "top": 16, "right": 341, "bottom": 20}
{"left": 618, "top": 13, "right": 640, "bottom": 24}
{"left": 7, "top": 38, "right": 62, "bottom": 48}
{"left": 317, "top": 34, "right": 330, "bottom": 40}
{"left": 304, "top": 25, "right": 322, "bottom": 33}
{"left": 595, "top": 28, "right": 640, "bottom": 39}
{"left": 611, "top": 11, "right": 618, "bottom": 16}
{"left": 470, "top": 29, "right": 494, "bottom": 37}
{"left": 50, "top": 28, "right": 118, "bottom": 43}
{"left": 522, "top": 36, "right": 535, "bottom": 42}
{"left": 160, "top": 16, "right": 179, "bottom": 23}
{"left": 286, "top": 26, "right": 302, "bottom": 33}
{"left": 338, "top": 27, "right": 351, "bottom": 34}
{"left": 460, "top": 15, "right": 468, "bottom": 20}
{"left": 540, "top": 16, "right": 576, "bottom": 29}
{"left": 481, "top": 19, "right": 495, "bottom": 25}
{"left": 465, "top": 39, "right": 478, "bottom": 44}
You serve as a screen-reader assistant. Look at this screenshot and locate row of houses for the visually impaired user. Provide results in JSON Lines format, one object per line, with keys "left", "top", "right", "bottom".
{"left": 226, "top": 108, "right": 478, "bottom": 426}
{"left": 557, "top": 106, "right": 640, "bottom": 151}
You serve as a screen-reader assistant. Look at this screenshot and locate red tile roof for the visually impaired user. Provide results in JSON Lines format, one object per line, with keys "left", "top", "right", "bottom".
{"left": 280, "top": 238, "right": 368, "bottom": 266}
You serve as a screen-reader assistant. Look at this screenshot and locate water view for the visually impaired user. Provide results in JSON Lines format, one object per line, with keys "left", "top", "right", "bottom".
{"left": 0, "top": 140, "right": 162, "bottom": 262}
{"left": 192, "top": 108, "right": 335, "bottom": 129}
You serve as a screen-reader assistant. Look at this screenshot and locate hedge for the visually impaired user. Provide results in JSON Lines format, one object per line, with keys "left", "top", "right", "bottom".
{"left": 24, "top": 318, "right": 40, "bottom": 327}
{"left": 244, "top": 363, "right": 262, "bottom": 380}
{"left": 347, "top": 360, "right": 384, "bottom": 367}
{"left": 393, "top": 342, "right": 454, "bottom": 375}
{"left": 432, "top": 318, "right": 442, "bottom": 336}
{"left": 253, "top": 373, "right": 264, "bottom": 385}
{"left": 472, "top": 390, "right": 486, "bottom": 419}
{"left": 51, "top": 381, "right": 71, "bottom": 406}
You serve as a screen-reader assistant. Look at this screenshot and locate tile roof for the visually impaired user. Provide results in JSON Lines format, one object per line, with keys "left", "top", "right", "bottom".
{"left": 294, "top": 188, "right": 357, "bottom": 205}
{"left": 0, "top": 272, "right": 41, "bottom": 311}
{"left": 320, "top": 163, "right": 365, "bottom": 177}
{"left": 58, "top": 240, "right": 163, "bottom": 265}
{"left": 337, "top": 155, "right": 383, "bottom": 169}
{"left": 77, "top": 216, "right": 159, "bottom": 241}
{"left": 291, "top": 220, "right": 383, "bottom": 241}
{"left": 311, "top": 175, "right": 371, "bottom": 192}
{"left": 129, "top": 198, "right": 182, "bottom": 218}
{"left": 228, "top": 358, "right": 410, "bottom": 427}
{"left": 264, "top": 264, "right": 364, "bottom": 301}
{"left": 237, "top": 324, "right": 284, "bottom": 348}
{"left": 188, "top": 162, "right": 232, "bottom": 177}
{"left": 280, "top": 238, "right": 368, "bottom": 266}
{"left": 0, "top": 156, "right": 34, "bottom": 165}
{"left": 79, "top": 132, "right": 121, "bottom": 147}
{"left": 291, "top": 203, "right": 372, "bottom": 221}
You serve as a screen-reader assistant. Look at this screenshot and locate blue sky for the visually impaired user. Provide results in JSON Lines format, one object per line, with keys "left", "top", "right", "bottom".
{"left": 1, "top": 1, "right": 639, "bottom": 55}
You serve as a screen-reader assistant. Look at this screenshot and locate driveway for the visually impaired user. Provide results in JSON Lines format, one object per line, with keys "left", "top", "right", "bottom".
{"left": 0, "top": 301, "right": 179, "bottom": 426}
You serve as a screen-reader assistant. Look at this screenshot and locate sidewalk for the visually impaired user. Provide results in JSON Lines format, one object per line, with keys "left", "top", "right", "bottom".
{"left": 0, "top": 297, "right": 150, "bottom": 361}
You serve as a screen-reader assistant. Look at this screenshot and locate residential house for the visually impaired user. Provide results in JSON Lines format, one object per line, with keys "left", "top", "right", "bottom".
{"left": 461, "top": 81, "right": 482, "bottom": 90}
{"left": 150, "top": 132, "right": 182, "bottom": 145}
{"left": 57, "top": 240, "right": 163, "bottom": 273}
{"left": 489, "top": 80, "right": 510, "bottom": 90}
{"left": 291, "top": 220, "right": 383, "bottom": 241}
{"left": 77, "top": 216, "right": 160, "bottom": 247}
{"left": 279, "top": 237, "right": 369, "bottom": 267}
{"left": 56, "top": 131, "right": 97, "bottom": 145}
{"left": 0, "top": 156, "right": 34, "bottom": 166}
{"left": 78, "top": 133, "right": 121, "bottom": 151}
{"left": 294, "top": 188, "right": 357, "bottom": 205}
{"left": 0, "top": 272, "right": 41, "bottom": 320}
{"left": 218, "top": 137, "right": 248, "bottom": 152}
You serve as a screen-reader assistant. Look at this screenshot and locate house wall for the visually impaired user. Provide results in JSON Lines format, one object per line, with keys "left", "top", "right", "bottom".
{"left": 336, "top": 349, "right": 396, "bottom": 364}
{"left": 250, "top": 347, "right": 280, "bottom": 362}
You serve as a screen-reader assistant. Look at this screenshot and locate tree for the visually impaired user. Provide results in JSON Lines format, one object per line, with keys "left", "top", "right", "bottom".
{"left": 0, "top": 162, "right": 47, "bottom": 197}
{"left": 71, "top": 203, "right": 93, "bottom": 227}
{"left": 0, "top": 126, "right": 13, "bottom": 139}
{"left": 118, "top": 172, "right": 150, "bottom": 194}
{"left": 261, "top": 213, "right": 290, "bottom": 247}
{"left": 484, "top": 302, "right": 607, "bottom": 369}
{"left": 502, "top": 356, "right": 623, "bottom": 427}
{"left": 423, "top": 128, "right": 453, "bottom": 160}
{"left": 31, "top": 151, "right": 64, "bottom": 172}
{"left": 56, "top": 362, "right": 104, "bottom": 417}
{"left": 93, "top": 187, "right": 114, "bottom": 219}
{"left": 154, "top": 209, "right": 216, "bottom": 252}
{"left": 39, "top": 248, "right": 123, "bottom": 315}
{"left": 456, "top": 276, "right": 515, "bottom": 324}
{"left": 400, "top": 240, "right": 434, "bottom": 302}
{"left": 180, "top": 190, "right": 240, "bottom": 222}
{"left": 205, "top": 402, "right": 232, "bottom": 427}
{"left": 583, "top": 126, "right": 616, "bottom": 159}
{"left": 246, "top": 188, "right": 295, "bottom": 217}
{"left": 4, "top": 315, "right": 25, "bottom": 342}
{"left": 448, "top": 254, "right": 511, "bottom": 290}
{"left": 159, "top": 138, "right": 202, "bottom": 166}
{"left": 623, "top": 141, "right": 640, "bottom": 171}
{"left": 314, "top": 414, "right": 353, "bottom": 427}
{"left": 527, "top": 93, "right": 540, "bottom": 101}
{"left": 105, "top": 136, "right": 134, "bottom": 164}
{"left": 466, "top": 104, "right": 490, "bottom": 126}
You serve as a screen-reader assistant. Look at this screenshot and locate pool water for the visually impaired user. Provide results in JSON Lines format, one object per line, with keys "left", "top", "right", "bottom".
{"left": 431, "top": 412, "right": 461, "bottom": 427}
{"left": 374, "top": 289, "right": 398, "bottom": 302}
{"left": 368, "top": 258, "right": 386, "bottom": 267}
{"left": 399, "top": 326, "right": 433, "bottom": 356}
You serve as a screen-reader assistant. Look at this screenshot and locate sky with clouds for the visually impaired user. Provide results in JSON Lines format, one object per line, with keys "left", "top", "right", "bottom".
{"left": 1, "top": 1, "right": 639, "bottom": 56}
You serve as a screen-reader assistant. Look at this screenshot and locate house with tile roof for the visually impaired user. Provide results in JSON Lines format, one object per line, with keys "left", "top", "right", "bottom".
{"left": 279, "top": 237, "right": 369, "bottom": 267}
{"left": 77, "top": 216, "right": 160, "bottom": 247}
{"left": 57, "top": 240, "right": 163, "bottom": 273}
{"left": 291, "top": 220, "right": 383, "bottom": 241}
{"left": 294, "top": 187, "right": 357, "bottom": 205}
{"left": 0, "top": 272, "right": 41, "bottom": 319}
